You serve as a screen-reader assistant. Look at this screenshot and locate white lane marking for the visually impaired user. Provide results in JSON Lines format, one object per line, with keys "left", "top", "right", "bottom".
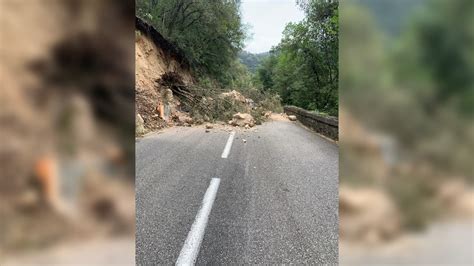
{"left": 221, "top": 131, "right": 236, "bottom": 158}
{"left": 176, "top": 178, "right": 221, "bottom": 266}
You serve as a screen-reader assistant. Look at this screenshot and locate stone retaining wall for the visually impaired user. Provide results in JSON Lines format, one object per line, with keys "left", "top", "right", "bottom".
{"left": 284, "top": 106, "right": 338, "bottom": 140}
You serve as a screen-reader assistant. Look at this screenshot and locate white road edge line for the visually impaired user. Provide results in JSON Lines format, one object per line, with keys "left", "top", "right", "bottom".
{"left": 176, "top": 178, "right": 221, "bottom": 266}
{"left": 221, "top": 131, "right": 236, "bottom": 158}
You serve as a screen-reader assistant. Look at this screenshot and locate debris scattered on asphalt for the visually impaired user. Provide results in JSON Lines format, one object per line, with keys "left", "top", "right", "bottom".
{"left": 230, "top": 112, "right": 255, "bottom": 127}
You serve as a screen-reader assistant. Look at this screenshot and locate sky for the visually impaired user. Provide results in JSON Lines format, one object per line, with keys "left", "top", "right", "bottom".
{"left": 240, "top": 0, "right": 305, "bottom": 54}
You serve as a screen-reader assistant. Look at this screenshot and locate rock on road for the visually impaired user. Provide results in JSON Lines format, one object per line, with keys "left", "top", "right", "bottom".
{"left": 135, "top": 119, "right": 339, "bottom": 264}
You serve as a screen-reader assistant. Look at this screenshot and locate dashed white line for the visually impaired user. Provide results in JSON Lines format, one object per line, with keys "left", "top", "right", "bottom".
{"left": 221, "top": 131, "right": 236, "bottom": 158}
{"left": 176, "top": 178, "right": 221, "bottom": 266}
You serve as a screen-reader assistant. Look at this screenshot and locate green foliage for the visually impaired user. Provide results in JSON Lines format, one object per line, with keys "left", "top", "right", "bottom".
{"left": 393, "top": 0, "right": 474, "bottom": 117}
{"left": 255, "top": 54, "right": 278, "bottom": 91}
{"left": 226, "top": 59, "right": 254, "bottom": 90}
{"left": 341, "top": 0, "right": 474, "bottom": 175}
{"left": 340, "top": 0, "right": 474, "bottom": 229}
{"left": 339, "top": 2, "right": 390, "bottom": 121}
{"left": 255, "top": 0, "right": 339, "bottom": 116}
{"left": 238, "top": 51, "right": 269, "bottom": 72}
{"left": 388, "top": 173, "right": 438, "bottom": 229}
{"left": 353, "top": 0, "right": 426, "bottom": 38}
{"left": 258, "top": 93, "right": 284, "bottom": 113}
{"left": 136, "top": 0, "right": 246, "bottom": 86}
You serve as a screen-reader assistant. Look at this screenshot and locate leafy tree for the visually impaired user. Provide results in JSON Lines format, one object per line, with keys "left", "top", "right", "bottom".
{"left": 238, "top": 51, "right": 269, "bottom": 72}
{"left": 255, "top": 52, "right": 278, "bottom": 91}
{"left": 353, "top": 0, "right": 426, "bottom": 38}
{"left": 256, "top": 0, "right": 339, "bottom": 116}
{"left": 393, "top": 0, "right": 474, "bottom": 117}
{"left": 136, "top": 0, "right": 246, "bottom": 85}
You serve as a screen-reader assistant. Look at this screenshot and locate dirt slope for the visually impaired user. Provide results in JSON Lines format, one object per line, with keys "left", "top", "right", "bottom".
{"left": 135, "top": 17, "right": 194, "bottom": 132}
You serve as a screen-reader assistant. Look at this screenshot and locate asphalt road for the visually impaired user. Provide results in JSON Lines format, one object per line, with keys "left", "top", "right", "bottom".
{"left": 136, "top": 119, "right": 339, "bottom": 265}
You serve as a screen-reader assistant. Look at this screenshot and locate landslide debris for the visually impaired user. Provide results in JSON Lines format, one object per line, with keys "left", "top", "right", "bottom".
{"left": 135, "top": 17, "right": 193, "bottom": 135}
{"left": 135, "top": 18, "right": 281, "bottom": 136}
{"left": 339, "top": 186, "right": 401, "bottom": 243}
{"left": 229, "top": 112, "right": 255, "bottom": 127}
{"left": 219, "top": 90, "right": 247, "bottom": 105}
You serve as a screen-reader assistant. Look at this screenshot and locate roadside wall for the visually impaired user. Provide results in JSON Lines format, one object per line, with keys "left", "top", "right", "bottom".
{"left": 284, "top": 106, "right": 338, "bottom": 140}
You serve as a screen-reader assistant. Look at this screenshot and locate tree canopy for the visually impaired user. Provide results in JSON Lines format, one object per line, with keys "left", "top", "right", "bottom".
{"left": 393, "top": 0, "right": 474, "bottom": 117}
{"left": 136, "top": 0, "right": 246, "bottom": 85}
{"left": 238, "top": 51, "right": 269, "bottom": 73}
{"left": 255, "top": 0, "right": 339, "bottom": 116}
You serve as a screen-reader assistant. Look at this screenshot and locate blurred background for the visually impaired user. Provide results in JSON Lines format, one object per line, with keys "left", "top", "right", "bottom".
{"left": 339, "top": 0, "right": 473, "bottom": 264}
{"left": 0, "top": 0, "right": 135, "bottom": 264}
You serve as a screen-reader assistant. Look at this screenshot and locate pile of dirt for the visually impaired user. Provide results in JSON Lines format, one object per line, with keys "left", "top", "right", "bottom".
{"left": 340, "top": 186, "right": 401, "bottom": 243}
{"left": 219, "top": 90, "right": 255, "bottom": 113}
{"left": 229, "top": 112, "right": 255, "bottom": 127}
{"left": 437, "top": 179, "right": 474, "bottom": 219}
{"left": 220, "top": 90, "right": 247, "bottom": 104}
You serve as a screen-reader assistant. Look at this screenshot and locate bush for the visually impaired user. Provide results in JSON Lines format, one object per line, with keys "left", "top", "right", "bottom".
{"left": 259, "top": 93, "right": 283, "bottom": 113}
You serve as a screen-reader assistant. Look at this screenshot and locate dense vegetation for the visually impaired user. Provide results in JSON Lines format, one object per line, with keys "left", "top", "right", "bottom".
{"left": 354, "top": 0, "right": 426, "bottom": 37}
{"left": 238, "top": 51, "right": 269, "bottom": 73}
{"left": 344, "top": 0, "right": 473, "bottom": 119}
{"left": 254, "top": 0, "right": 339, "bottom": 116}
{"left": 394, "top": 0, "right": 474, "bottom": 118}
{"left": 340, "top": 0, "right": 473, "bottom": 228}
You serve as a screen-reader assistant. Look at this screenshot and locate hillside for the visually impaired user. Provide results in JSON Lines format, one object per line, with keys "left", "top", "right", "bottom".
{"left": 135, "top": 17, "right": 195, "bottom": 133}
{"left": 135, "top": 17, "right": 267, "bottom": 135}
{"left": 238, "top": 50, "right": 269, "bottom": 72}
